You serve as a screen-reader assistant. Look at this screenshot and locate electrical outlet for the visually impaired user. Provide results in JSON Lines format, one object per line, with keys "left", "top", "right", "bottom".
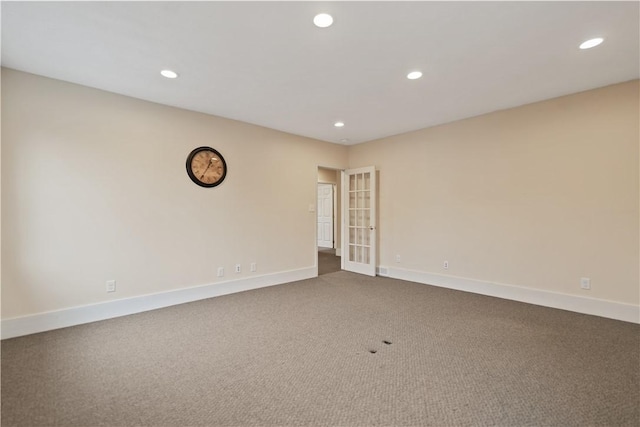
{"left": 250, "top": 262, "right": 257, "bottom": 272}
{"left": 235, "top": 264, "right": 241, "bottom": 273}
{"left": 395, "top": 255, "right": 401, "bottom": 263}
{"left": 580, "top": 277, "right": 591, "bottom": 290}
{"left": 217, "top": 267, "right": 224, "bottom": 277}
{"left": 443, "top": 260, "right": 449, "bottom": 270}
{"left": 106, "top": 280, "right": 116, "bottom": 293}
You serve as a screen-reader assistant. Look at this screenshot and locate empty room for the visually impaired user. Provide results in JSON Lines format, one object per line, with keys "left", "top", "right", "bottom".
{"left": 1, "top": 2, "right": 638, "bottom": 426}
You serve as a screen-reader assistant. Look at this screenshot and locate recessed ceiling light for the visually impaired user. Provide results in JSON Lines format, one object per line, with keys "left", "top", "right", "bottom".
{"left": 334, "top": 121, "right": 345, "bottom": 128}
{"left": 340, "top": 138, "right": 350, "bottom": 143}
{"left": 407, "top": 71, "right": 423, "bottom": 80}
{"left": 314, "top": 13, "right": 333, "bottom": 28}
{"left": 160, "top": 69, "right": 178, "bottom": 79}
{"left": 579, "top": 38, "right": 604, "bottom": 49}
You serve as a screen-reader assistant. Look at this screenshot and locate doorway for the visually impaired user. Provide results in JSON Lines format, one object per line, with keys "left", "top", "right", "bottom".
{"left": 316, "top": 166, "right": 377, "bottom": 276}
{"left": 317, "top": 167, "right": 341, "bottom": 275}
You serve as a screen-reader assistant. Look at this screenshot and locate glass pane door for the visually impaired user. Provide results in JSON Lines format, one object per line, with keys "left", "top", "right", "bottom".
{"left": 342, "top": 166, "right": 376, "bottom": 276}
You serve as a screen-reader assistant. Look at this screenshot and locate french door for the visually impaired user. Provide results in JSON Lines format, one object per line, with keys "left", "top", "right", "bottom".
{"left": 341, "top": 166, "right": 377, "bottom": 276}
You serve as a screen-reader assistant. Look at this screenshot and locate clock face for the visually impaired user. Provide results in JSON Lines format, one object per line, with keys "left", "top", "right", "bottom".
{"left": 186, "top": 147, "right": 227, "bottom": 187}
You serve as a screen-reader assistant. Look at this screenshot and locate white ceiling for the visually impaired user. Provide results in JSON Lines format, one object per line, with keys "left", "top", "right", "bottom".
{"left": 2, "top": 1, "right": 638, "bottom": 145}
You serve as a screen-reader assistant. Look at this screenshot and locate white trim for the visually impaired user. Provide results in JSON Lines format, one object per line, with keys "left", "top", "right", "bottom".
{"left": 1, "top": 267, "right": 316, "bottom": 339}
{"left": 5, "top": 265, "right": 635, "bottom": 339}
{"left": 336, "top": 248, "right": 342, "bottom": 257}
{"left": 378, "top": 266, "right": 640, "bottom": 324}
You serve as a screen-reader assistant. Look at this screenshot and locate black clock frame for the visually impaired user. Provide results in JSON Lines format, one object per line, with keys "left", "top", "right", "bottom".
{"left": 186, "top": 146, "right": 227, "bottom": 188}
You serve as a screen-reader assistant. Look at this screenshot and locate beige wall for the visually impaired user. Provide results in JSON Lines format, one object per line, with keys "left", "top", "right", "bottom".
{"left": 2, "top": 68, "right": 638, "bottom": 323}
{"left": 1, "top": 69, "right": 348, "bottom": 319}
{"left": 317, "top": 167, "right": 338, "bottom": 184}
{"left": 349, "top": 80, "right": 639, "bottom": 305}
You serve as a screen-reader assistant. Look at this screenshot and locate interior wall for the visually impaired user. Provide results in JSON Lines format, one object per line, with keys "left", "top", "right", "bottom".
{"left": 348, "top": 80, "right": 639, "bottom": 306}
{"left": 317, "top": 167, "right": 337, "bottom": 184}
{"left": 1, "top": 68, "right": 348, "bottom": 319}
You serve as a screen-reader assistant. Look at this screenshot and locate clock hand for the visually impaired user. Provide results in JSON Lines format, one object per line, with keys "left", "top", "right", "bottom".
{"left": 199, "top": 157, "right": 217, "bottom": 180}
{"left": 199, "top": 164, "right": 211, "bottom": 180}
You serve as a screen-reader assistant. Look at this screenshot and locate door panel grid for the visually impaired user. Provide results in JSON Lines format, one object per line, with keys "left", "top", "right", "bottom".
{"left": 348, "top": 172, "right": 371, "bottom": 264}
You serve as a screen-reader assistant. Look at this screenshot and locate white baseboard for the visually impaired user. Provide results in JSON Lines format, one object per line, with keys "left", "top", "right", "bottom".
{"left": 1, "top": 267, "right": 316, "bottom": 340}
{"left": 378, "top": 266, "right": 640, "bottom": 324}
{"left": 5, "top": 265, "right": 636, "bottom": 339}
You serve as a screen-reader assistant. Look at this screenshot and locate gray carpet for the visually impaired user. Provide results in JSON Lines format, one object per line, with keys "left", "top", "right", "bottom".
{"left": 2, "top": 271, "right": 639, "bottom": 426}
{"left": 318, "top": 248, "right": 341, "bottom": 275}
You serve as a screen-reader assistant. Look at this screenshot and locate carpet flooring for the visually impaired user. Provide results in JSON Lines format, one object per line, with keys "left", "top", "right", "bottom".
{"left": 2, "top": 271, "right": 639, "bottom": 426}
{"left": 318, "top": 248, "right": 341, "bottom": 275}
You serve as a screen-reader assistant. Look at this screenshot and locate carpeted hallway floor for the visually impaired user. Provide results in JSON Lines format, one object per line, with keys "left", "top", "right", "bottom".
{"left": 318, "top": 247, "right": 341, "bottom": 275}
{"left": 2, "top": 271, "right": 639, "bottom": 426}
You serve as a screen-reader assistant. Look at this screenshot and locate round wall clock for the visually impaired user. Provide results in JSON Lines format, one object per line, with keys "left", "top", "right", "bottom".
{"left": 186, "top": 146, "right": 227, "bottom": 187}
